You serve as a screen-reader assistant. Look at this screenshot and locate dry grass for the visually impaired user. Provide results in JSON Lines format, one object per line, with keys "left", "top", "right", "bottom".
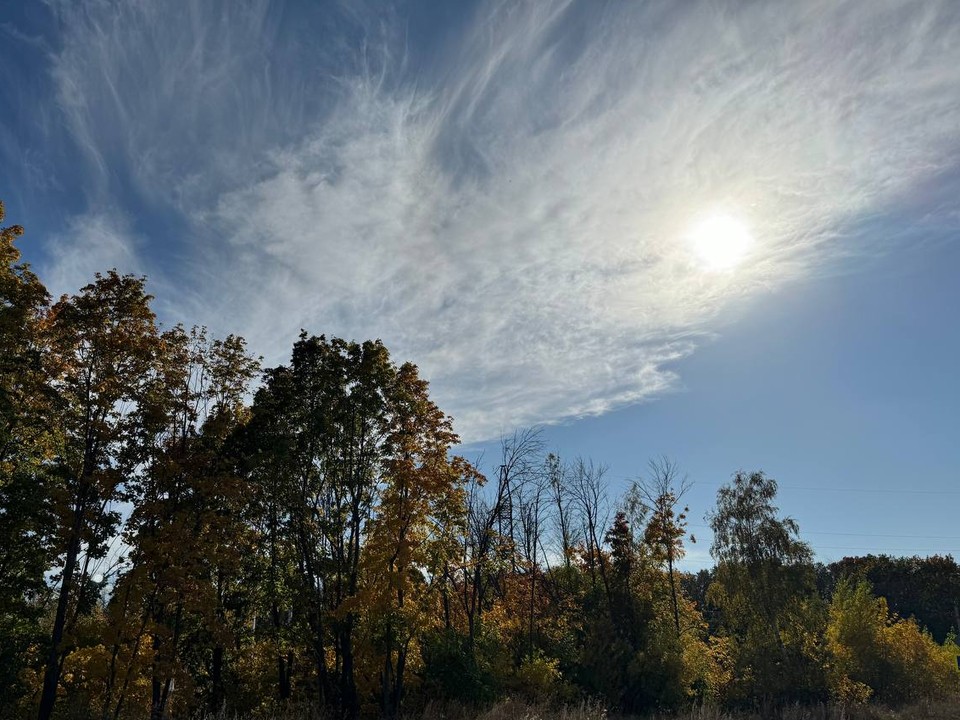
{"left": 210, "top": 697, "right": 959, "bottom": 720}
{"left": 438, "top": 698, "right": 958, "bottom": 720}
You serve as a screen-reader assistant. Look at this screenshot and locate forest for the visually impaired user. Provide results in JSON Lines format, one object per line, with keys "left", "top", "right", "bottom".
{"left": 2, "top": 199, "right": 959, "bottom": 720}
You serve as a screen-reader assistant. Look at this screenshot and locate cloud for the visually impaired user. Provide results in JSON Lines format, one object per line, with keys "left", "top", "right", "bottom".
{"left": 43, "top": 211, "right": 143, "bottom": 300}
{"left": 29, "top": 0, "right": 960, "bottom": 440}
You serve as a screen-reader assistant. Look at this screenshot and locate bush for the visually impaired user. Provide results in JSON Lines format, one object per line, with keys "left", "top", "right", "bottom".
{"left": 510, "top": 652, "right": 563, "bottom": 703}
{"left": 419, "top": 628, "right": 508, "bottom": 705}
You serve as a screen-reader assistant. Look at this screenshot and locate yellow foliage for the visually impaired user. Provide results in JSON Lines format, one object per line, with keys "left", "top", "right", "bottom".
{"left": 826, "top": 578, "right": 959, "bottom": 705}
{"left": 512, "top": 653, "right": 562, "bottom": 702}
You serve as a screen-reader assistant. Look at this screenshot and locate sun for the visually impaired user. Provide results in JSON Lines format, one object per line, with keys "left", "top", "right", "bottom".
{"left": 689, "top": 214, "right": 753, "bottom": 271}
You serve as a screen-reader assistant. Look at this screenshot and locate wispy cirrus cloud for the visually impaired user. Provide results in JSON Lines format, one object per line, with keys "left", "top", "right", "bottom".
{"left": 43, "top": 211, "right": 143, "bottom": 300}
{"left": 17, "top": 0, "right": 960, "bottom": 440}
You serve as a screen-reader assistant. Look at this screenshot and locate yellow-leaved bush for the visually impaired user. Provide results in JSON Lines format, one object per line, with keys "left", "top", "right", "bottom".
{"left": 825, "top": 578, "right": 959, "bottom": 705}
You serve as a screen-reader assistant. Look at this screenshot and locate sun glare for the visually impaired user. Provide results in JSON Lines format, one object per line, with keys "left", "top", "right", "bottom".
{"left": 690, "top": 214, "right": 753, "bottom": 271}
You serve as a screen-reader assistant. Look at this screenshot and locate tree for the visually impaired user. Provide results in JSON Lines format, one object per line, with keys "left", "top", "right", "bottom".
{"left": 631, "top": 456, "right": 691, "bottom": 637}
{"left": 514, "top": 460, "right": 547, "bottom": 665}
{"left": 579, "top": 505, "right": 700, "bottom": 712}
{"left": 104, "top": 327, "right": 259, "bottom": 720}
{"left": 545, "top": 453, "right": 577, "bottom": 570}
{"left": 828, "top": 554, "right": 960, "bottom": 644}
{"left": 0, "top": 201, "right": 52, "bottom": 712}
{"left": 709, "top": 471, "right": 811, "bottom": 570}
{"left": 570, "top": 458, "right": 611, "bottom": 601}
{"left": 577, "top": 511, "right": 642, "bottom": 709}
{"left": 448, "top": 429, "right": 542, "bottom": 654}
{"left": 38, "top": 272, "right": 162, "bottom": 720}
{"left": 362, "top": 362, "right": 470, "bottom": 719}
{"left": 238, "top": 375, "right": 299, "bottom": 706}
{"left": 707, "top": 470, "right": 821, "bottom": 703}
{"left": 245, "top": 333, "right": 397, "bottom": 719}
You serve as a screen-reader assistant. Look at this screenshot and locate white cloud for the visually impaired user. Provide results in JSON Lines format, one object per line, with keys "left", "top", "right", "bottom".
{"left": 43, "top": 212, "right": 143, "bottom": 300}
{"left": 38, "top": 0, "right": 960, "bottom": 440}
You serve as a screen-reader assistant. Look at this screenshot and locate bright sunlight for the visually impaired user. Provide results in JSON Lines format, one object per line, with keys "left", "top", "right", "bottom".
{"left": 690, "top": 213, "right": 753, "bottom": 271}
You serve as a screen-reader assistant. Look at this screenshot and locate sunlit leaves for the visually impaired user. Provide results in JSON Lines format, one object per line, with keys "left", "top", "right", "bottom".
{"left": 826, "top": 579, "right": 960, "bottom": 704}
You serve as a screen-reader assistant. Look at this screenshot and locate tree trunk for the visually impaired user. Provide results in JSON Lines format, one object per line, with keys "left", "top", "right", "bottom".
{"left": 381, "top": 634, "right": 394, "bottom": 720}
{"left": 668, "top": 554, "right": 681, "bottom": 637}
{"left": 278, "top": 652, "right": 292, "bottom": 701}
{"left": 211, "top": 645, "right": 224, "bottom": 714}
{"left": 340, "top": 622, "right": 358, "bottom": 720}
{"left": 393, "top": 645, "right": 408, "bottom": 720}
{"left": 529, "top": 568, "right": 536, "bottom": 662}
{"left": 150, "top": 675, "right": 162, "bottom": 720}
{"left": 38, "top": 504, "right": 84, "bottom": 720}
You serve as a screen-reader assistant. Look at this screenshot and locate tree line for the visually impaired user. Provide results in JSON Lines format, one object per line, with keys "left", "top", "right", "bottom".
{"left": 1, "top": 201, "right": 958, "bottom": 719}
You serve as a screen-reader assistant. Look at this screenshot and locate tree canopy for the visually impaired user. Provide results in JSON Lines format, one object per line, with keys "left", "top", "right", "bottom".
{"left": 0, "top": 202, "right": 957, "bottom": 719}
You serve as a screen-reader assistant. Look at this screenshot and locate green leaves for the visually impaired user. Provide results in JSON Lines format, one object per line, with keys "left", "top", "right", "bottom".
{"left": 710, "top": 471, "right": 812, "bottom": 568}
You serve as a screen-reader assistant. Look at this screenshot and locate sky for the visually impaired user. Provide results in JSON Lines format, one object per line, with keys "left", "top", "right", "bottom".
{"left": 2, "top": 0, "right": 959, "bottom": 570}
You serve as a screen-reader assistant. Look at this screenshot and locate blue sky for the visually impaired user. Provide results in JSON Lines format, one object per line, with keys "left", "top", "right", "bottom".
{"left": 2, "top": 0, "right": 959, "bottom": 569}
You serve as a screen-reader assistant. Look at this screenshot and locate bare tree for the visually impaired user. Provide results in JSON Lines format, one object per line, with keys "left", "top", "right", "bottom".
{"left": 631, "top": 456, "right": 691, "bottom": 636}
{"left": 545, "top": 453, "right": 578, "bottom": 570}
{"left": 516, "top": 462, "right": 548, "bottom": 662}
{"left": 453, "top": 428, "right": 543, "bottom": 649}
{"left": 570, "top": 458, "right": 611, "bottom": 604}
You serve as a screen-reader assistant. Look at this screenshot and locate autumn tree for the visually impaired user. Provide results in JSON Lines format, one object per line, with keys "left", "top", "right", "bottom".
{"left": 578, "top": 510, "right": 646, "bottom": 708}
{"left": 631, "top": 456, "right": 691, "bottom": 637}
{"left": 828, "top": 554, "right": 960, "bottom": 644}
{"left": 245, "top": 334, "right": 397, "bottom": 719}
{"left": 0, "top": 201, "right": 52, "bottom": 712}
{"left": 454, "top": 430, "right": 541, "bottom": 650}
{"left": 826, "top": 578, "right": 959, "bottom": 704}
{"left": 38, "top": 272, "right": 163, "bottom": 720}
{"left": 570, "top": 458, "right": 611, "bottom": 601}
{"left": 238, "top": 371, "right": 300, "bottom": 706}
{"left": 104, "top": 327, "right": 259, "bottom": 720}
{"left": 579, "top": 502, "right": 705, "bottom": 712}
{"left": 362, "top": 362, "right": 471, "bottom": 719}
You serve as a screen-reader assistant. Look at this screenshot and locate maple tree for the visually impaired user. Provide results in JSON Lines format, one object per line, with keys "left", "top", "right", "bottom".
{"left": 38, "top": 272, "right": 163, "bottom": 720}
{"left": 244, "top": 338, "right": 488, "bottom": 718}
{"left": 104, "top": 326, "right": 259, "bottom": 720}
{"left": 362, "top": 362, "right": 469, "bottom": 719}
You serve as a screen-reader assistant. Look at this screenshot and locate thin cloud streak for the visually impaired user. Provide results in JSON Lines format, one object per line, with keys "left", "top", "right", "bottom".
{"left": 43, "top": 212, "right": 143, "bottom": 300}
{"left": 35, "top": 0, "right": 960, "bottom": 441}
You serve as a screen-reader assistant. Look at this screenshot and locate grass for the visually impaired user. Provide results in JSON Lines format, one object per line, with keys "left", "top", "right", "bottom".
{"left": 199, "top": 697, "right": 959, "bottom": 720}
